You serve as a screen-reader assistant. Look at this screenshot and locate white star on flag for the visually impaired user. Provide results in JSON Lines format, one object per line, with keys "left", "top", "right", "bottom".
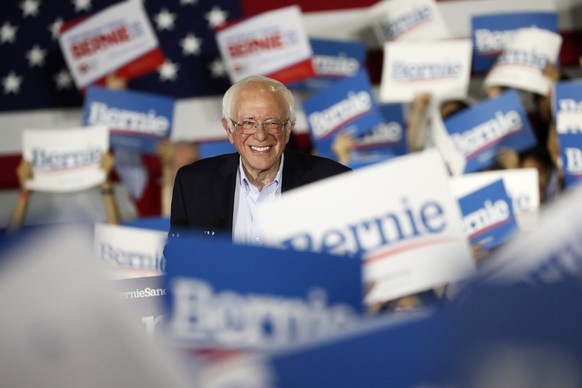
{"left": 158, "top": 60, "right": 179, "bottom": 81}
{"left": 208, "top": 58, "right": 226, "bottom": 78}
{"left": 20, "top": 0, "right": 41, "bottom": 18}
{"left": 1, "top": 22, "right": 18, "bottom": 44}
{"left": 180, "top": 33, "right": 202, "bottom": 56}
{"left": 2, "top": 72, "right": 22, "bottom": 94}
{"left": 54, "top": 69, "right": 73, "bottom": 90}
{"left": 73, "top": 0, "right": 92, "bottom": 13}
{"left": 49, "top": 18, "right": 64, "bottom": 40}
{"left": 26, "top": 45, "right": 46, "bottom": 67}
{"left": 154, "top": 8, "right": 177, "bottom": 31}
{"left": 205, "top": 6, "right": 228, "bottom": 29}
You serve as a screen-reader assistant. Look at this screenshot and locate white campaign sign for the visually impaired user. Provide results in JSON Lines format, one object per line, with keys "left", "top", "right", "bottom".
{"left": 257, "top": 149, "right": 474, "bottom": 304}
{"left": 450, "top": 168, "right": 540, "bottom": 232}
{"left": 370, "top": 0, "right": 451, "bottom": 43}
{"left": 379, "top": 39, "right": 472, "bottom": 103}
{"left": 23, "top": 126, "right": 109, "bottom": 192}
{"left": 59, "top": 0, "right": 159, "bottom": 89}
{"left": 215, "top": 6, "right": 312, "bottom": 82}
{"left": 94, "top": 223, "right": 168, "bottom": 279}
{"left": 484, "top": 27, "right": 562, "bottom": 95}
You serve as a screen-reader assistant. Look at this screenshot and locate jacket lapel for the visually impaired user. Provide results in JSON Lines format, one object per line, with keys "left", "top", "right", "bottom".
{"left": 214, "top": 153, "right": 239, "bottom": 231}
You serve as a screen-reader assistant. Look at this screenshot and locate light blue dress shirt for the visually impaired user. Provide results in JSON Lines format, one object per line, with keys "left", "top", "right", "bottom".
{"left": 232, "top": 154, "right": 284, "bottom": 245}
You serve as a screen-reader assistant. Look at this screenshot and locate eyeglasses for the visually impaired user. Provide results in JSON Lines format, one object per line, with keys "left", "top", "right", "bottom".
{"left": 229, "top": 117, "right": 289, "bottom": 135}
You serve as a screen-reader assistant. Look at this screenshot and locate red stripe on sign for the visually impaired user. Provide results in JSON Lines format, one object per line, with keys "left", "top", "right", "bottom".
{"left": 363, "top": 236, "right": 458, "bottom": 264}
{"left": 267, "top": 59, "right": 317, "bottom": 84}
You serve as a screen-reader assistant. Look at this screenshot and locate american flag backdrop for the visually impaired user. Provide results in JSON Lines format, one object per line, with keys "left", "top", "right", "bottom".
{"left": 0, "top": 0, "right": 382, "bottom": 113}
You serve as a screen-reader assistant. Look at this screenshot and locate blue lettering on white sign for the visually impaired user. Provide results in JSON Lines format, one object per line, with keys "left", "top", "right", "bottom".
{"left": 100, "top": 242, "right": 166, "bottom": 272}
{"left": 392, "top": 60, "right": 462, "bottom": 82}
{"left": 379, "top": 6, "right": 432, "bottom": 40}
{"left": 31, "top": 148, "right": 102, "bottom": 170}
{"left": 280, "top": 198, "right": 446, "bottom": 258}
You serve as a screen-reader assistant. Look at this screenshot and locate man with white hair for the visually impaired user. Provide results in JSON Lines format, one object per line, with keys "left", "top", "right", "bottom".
{"left": 170, "top": 75, "right": 350, "bottom": 244}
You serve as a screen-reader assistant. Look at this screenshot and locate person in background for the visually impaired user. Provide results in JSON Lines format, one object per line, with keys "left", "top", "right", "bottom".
{"left": 156, "top": 140, "right": 200, "bottom": 217}
{"left": 406, "top": 92, "right": 470, "bottom": 153}
{"left": 7, "top": 153, "right": 120, "bottom": 233}
{"left": 170, "top": 75, "right": 351, "bottom": 244}
{"left": 519, "top": 146, "right": 562, "bottom": 205}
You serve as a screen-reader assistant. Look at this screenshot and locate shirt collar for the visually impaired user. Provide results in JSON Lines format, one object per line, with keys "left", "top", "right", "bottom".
{"left": 238, "top": 153, "right": 285, "bottom": 190}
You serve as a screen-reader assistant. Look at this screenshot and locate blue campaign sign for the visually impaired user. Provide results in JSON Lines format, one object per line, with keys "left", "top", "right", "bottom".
{"left": 162, "top": 233, "right": 363, "bottom": 350}
{"left": 444, "top": 89, "right": 537, "bottom": 173}
{"left": 303, "top": 70, "right": 383, "bottom": 159}
{"left": 553, "top": 79, "right": 582, "bottom": 118}
{"left": 83, "top": 86, "right": 175, "bottom": 154}
{"left": 471, "top": 12, "right": 558, "bottom": 73}
{"left": 198, "top": 139, "right": 234, "bottom": 159}
{"left": 288, "top": 38, "right": 367, "bottom": 91}
{"left": 558, "top": 133, "right": 582, "bottom": 188}
{"left": 187, "top": 278, "right": 582, "bottom": 387}
{"left": 458, "top": 179, "right": 518, "bottom": 251}
{"left": 352, "top": 103, "right": 407, "bottom": 156}
{"left": 121, "top": 216, "right": 170, "bottom": 232}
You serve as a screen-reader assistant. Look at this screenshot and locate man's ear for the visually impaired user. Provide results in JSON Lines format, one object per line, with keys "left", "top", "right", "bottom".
{"left": 222, "top": 118, "right": 234, "bottom": 144}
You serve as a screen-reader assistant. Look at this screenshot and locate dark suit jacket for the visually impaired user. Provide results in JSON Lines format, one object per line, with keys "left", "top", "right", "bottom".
{"left": 170, "top": 149, "right": 351, "bottom": 234}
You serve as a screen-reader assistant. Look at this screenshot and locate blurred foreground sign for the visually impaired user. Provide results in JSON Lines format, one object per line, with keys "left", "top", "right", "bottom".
{"left": 257, "top": 149, "right": 475, "bottom": 304}
{"left": 163, "top": 234, "right": 363, "bottom": 351}
{"left": 94, "top": 222, "right": 167, "bottom": 279}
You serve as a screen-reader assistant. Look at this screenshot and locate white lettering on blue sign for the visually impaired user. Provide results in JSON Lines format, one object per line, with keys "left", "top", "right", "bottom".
{"left": 169, "top": 279, "right": 357, "bottom": 346}
{"left": 557, "top": 123, "right": 582, "bottom": 134}
{"left": 565, "top": 148, "right": 582, "bottom": 174}
{"left": 308, "top": 91, "right": 372, "bottom": 138}
{"left": 99, "top": 242, "right": 166, "bottom": 271}
{"left": 314, "top": 54, "right": 360, "bottom": 77}
{"left": 359, "top": 122, "right": 403, "bottom": 145}
{"left": 32, "top": 148, "right": 102, "bottom": 170}
{"left": 280, "top": 198, "right": 446, "bottom": 258}
{"left": 392, "top": 60, "right": 462, "bottom": 82}
{"left": 463, "top": 199, "right": 510, "bottom": 237}
{"left": 120, "top": 288, "right": 167, "bottom": 299}
{"left": 475, "top": 28, "right": 515, "bottom": 54}
{"left": 379, "top": 6, "right": 432, "bottom": 40}
{"left": 559, "top": 99, "right": 582, "bottom": 113}
{"left": 451, "top": 110, "right": 522, "bottom": 157}
{"left": 88, "top": 102, "right": 170, "bottom": 136}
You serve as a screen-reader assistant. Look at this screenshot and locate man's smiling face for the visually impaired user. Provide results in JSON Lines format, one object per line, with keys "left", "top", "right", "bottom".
{"left": 223, "top": 82, "right": 291, "bottom": 182}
